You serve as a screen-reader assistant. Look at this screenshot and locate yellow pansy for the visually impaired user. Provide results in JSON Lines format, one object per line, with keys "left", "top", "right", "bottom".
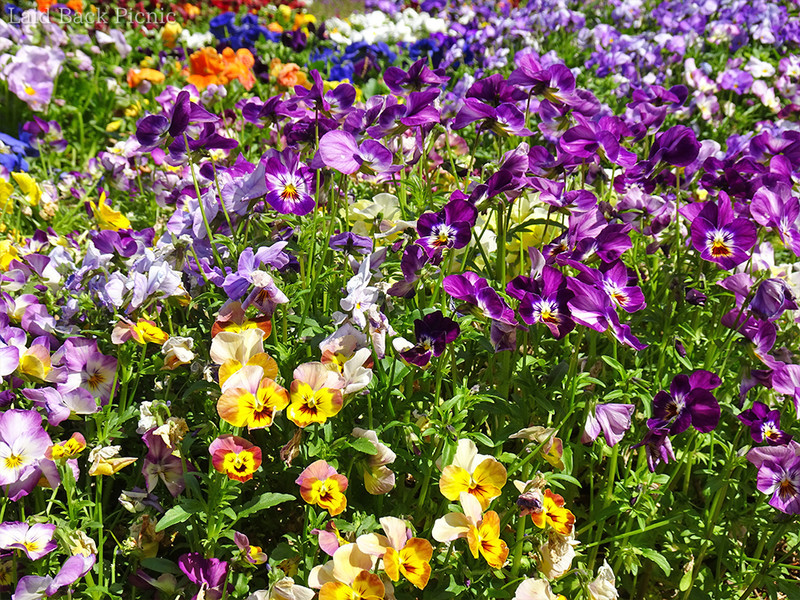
{"left": 0, "top": 240, "right": 19, "bottom": 271}
{"left": 90, "top": 193, "right": 131, "bottom": 231}
{"left": 439, "top": 439, "right": 507, "bottom": 510}
{"left": 11, "top": 172, "right": 41, "bottom": 206}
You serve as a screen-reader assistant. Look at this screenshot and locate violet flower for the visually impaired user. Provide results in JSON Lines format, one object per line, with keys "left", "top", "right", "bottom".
{"left": 416, "top": 199, "right": 477, "bottom": 257}
{"left": 53, "top": 337, "right": 118, "bottom": 404}
{"left": 329, "top": 232, "right": 373, "bottom": 255}
{"left": 396, "top": 311, "right": 460, "bottom": 367}
{"left": 13, "top": 554, "right": 95, "bottom": 600}
{"left": 688, "top": 196, "right": 757, "bottom": 270}
{"left": 742, "top": 320, "right": 782, "bottom": 369}
{"left": 510, "top": 63, "right": 575, "bottom": 104}
{"left": 565, "top": 277, "right": 646, "bottom": 350}
{"left": 738, "top": 402, "right": 791, "bottom": 445}
{"left": 751, "top": 182, "right": 800, "bottom": 257}
{"left": 631, "top": 431, "right": 676, "bottom": 472}
{"left": 582, "top": 403, "right": 635, "bottom": 447}
{"left": 21, "top": 386, "right": 98, "bottom": 426}
{"left": 452, "top": 99, "right": 532, "bottom": 137}
{"left": 646, "top": 371, "right": 721, "bottom": 435}
{"left": 750, "top": 278, "right": 797, "bottom": 321}
{"left": 135, "top": 90, "right": 218, "bottom": 151}
{"left": 772, "top": 364, "right": 800, "bottom": 418}
{"left": 443, "top": 272, "right": 516, "bottom": 325}
{"left": 318, "top": 131, "right": 398, "bottom": 175}
{"left": 574, "top": 261, "right": 646, "bottom": 313}
{"left": 178, "top": 553, "right": 229, "bottom": 600}
{"left": 518, "top": 266, "right": 575, "bottom": 340}
{"left": 0, "top": 522, "right": 57, "bottom": 560}
{"left": 647, "top": 125, "right": 700, "bottom": 167}
{"left": 747, "top": 442, "right": 800, "bottom": 515}
{"left": 263, "top": 150, "right": 316, "bottom": 216}
{"left": 142, "top": 430, "right": 185, "bottom": 498}
{"left": 0, "top": 409, "right": 59, "bottom": 501}
{"left": 383, "top": 58, "right": 449, "bottom": 93}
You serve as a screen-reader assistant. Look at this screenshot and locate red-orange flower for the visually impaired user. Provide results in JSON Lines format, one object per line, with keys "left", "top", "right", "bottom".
{"left": 186, "top": 47, "right": 256, "bottom": 91}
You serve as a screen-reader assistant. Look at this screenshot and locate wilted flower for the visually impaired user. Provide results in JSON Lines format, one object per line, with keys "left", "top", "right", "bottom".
{"left": 352, "top": 428, "right": 396, "bottom": 495}
{"left": 513, "top": 578, "right": 565, "bottom": 600}
{"left": 265, "top": 577, "right": 315, "bottom": 600}
{"left": 538, "top": 529, "right": 579, "bottom": 579}
{"left": 582, "top": 404, "right": 635, "bottom": 447}
{"left": 588, "top": 560, "right": 619, "bottom": 600}
{"left": 234, "top": 531, "right": 268, "bottom": 565}
{"left": 162, "top": 336, "right": 195, "bottom": 370}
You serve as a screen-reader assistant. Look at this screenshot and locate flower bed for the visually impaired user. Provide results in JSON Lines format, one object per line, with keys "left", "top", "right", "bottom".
{"left": 1, "top": 0, "right": 800, "bottom": 598}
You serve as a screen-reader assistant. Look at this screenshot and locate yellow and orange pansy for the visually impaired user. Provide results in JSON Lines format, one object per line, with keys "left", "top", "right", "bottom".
{"left": 439, "top": 439, "right": 507, "bottom": 510}
{"left": 531, "top": 490, "right": 576, "bottom": 535}
{"left": 217, "top": 365, "right": 289, "bottom": 430}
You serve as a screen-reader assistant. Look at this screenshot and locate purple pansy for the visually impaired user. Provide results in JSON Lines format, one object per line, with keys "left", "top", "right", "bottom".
{"left": 135, "top": 90, "right": 218, "bottom": 151}
{"left": 452, "top": 99, "right": 532, "bottom": 137}
{"left": 0, "top": 409, "right": 59, "bottom": 502}
{"left": 748, "top": 442, "right": 800, "bottom": 515}
{"left": 750, "top": 182, "right": 800, "bottom": 257}
{"left": 21, "top": 386, "right": 98, "bottom": 427}
{"left": 688, "top": 196, "right": 757, "bottom": 270}
{"left": 773, "top": 363, "right": 800, "bottom": 418}
{"left": 517, "top": 266, "right": 575, "bottom": 340}
{"left": 738, "top": 402, "right": 791, "bottom": 445}
{"left": 750, "top": 278, "right": 797, "bottom": 321}
{"left": 416, "top": 199, "right": 477, "bottom": 257}
{"left": 318, "top": 131, "right": 397, "bottom": 175}
{"left": 565, "top": 277, "right": 646, "bottom": 350}
{"left": 13, "top": 554, "right": 95, "bottom": 600}
{"left": 0, "top": 522, "right": 58, "bottom": 560}
{"left": 262, "top": 150, "right": 316, "bottom": 216}
{"left": 443, "top": 272, "right": 516, "bottom": 325}
{"left": 383, "top": 58, "right": 449, "bottom": 94}
{"left": 396, "top": 310, "right": 460, "bottom": 367}
{"left": 574, "top": 261, "right": 646, "bottom": 313}
{"left": 178, "top": 553, "right": 229, "bottom": 600}
{"left": 646, "top": 371, "right": 721, "bottom": 435}
{"left": 632, "top": 431, "right": 676, "bottom": 472}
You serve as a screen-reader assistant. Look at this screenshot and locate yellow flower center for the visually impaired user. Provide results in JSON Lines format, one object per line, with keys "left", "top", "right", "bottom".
{"left": 281, "top": 184, "right": 299, "bottom": 201}
{"left": 4, "top": 454, "right": 23, "bottom": 469}
{"left": 25, "top": 86, "right": 36, "bottom": 96}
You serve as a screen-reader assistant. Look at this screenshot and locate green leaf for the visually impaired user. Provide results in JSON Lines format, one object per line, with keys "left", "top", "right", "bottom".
{"left": 350, "top": 437, "right": 378, "bottom": 455}
{"left": 155, "top": 505, "right": 193, "bottom": 532}
{"left": 640, "top": 548, "right": 671, "bottom": 576}
{"left": 237, "top": 493, "right": 295, "bottom": 521}
{"left": 140, "top": 558, "right": 181, "bottom": 575}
